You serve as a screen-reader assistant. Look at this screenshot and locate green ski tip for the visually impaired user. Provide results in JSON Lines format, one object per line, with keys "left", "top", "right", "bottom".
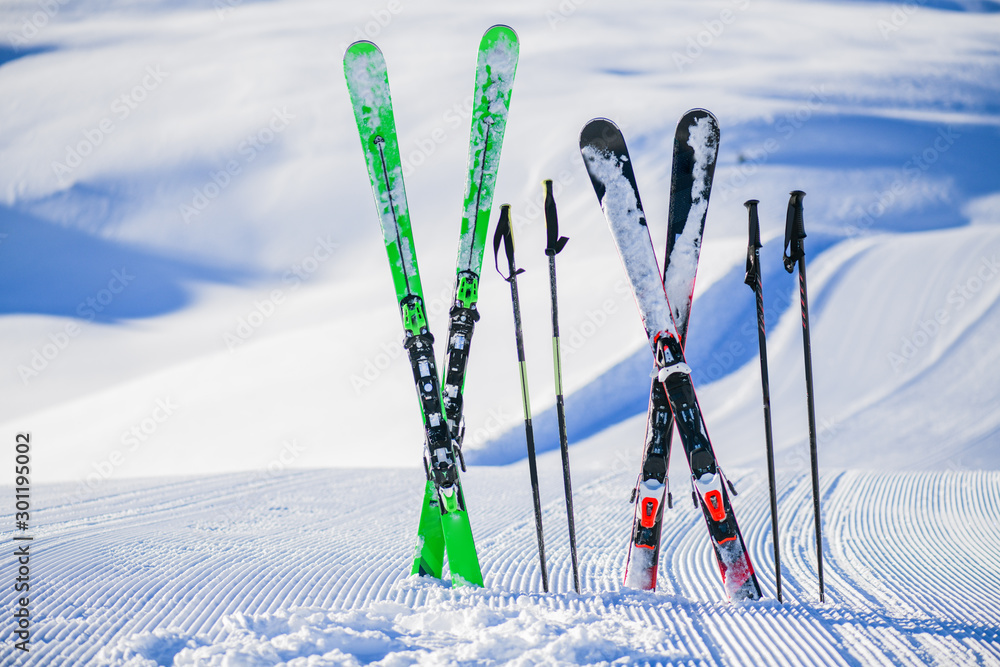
{"left": 455, "top": 24, "right": 520, "bottom": 283}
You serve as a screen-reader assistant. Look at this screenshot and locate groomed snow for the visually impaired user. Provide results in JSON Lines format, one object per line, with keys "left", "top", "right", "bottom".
{"left": 9, "top": 453, "right": 1000, "bottom": 665}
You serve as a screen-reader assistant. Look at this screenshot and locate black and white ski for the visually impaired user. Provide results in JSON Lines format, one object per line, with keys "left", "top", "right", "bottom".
{"left": 624, "top": 109, "right": 719, "bottom": 590}
{"left": 580, "top": 117, "right": 761, "bottom": 601}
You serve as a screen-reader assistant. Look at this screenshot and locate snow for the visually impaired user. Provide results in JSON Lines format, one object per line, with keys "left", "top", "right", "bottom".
{"left": 344, "top": 44, "right": 392, "bottom": 136}
{"left": 663, "top": 112, "right": 717, "bottom": 333}
{"left": 344, "top": 42, "right": 419, "bottom": 294}
{"left": 581, "top": 133, "right": 676, "bottom": 346}
{"left": 456, "top": 26, "right": 518, "bottom": 276}
{"left": 481, "top": 30, "right": 518, "bottom": 114}
{"left": 2, "top": 0, "right": 1000, "bottom": 663}
{"left": 9, "top": 463, "right": 1000, "bottom": 665}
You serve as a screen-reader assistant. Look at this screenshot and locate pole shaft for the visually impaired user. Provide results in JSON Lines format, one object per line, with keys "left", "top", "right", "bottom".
{"left": 798, "top": 259, "right": 824, "bottom": 602}
{"left": 549, "top": 254, "right": 580, "bottom": 593}
{"left": 509, "top": 271, "right": 549, "bottom": 593}
{"left": 753, "top": 267, "right": 783, "bottom": 603}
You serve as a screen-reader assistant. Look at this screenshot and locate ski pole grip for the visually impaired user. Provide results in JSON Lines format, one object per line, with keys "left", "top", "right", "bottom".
{"left": 543, "top": 180, "right": 569, "bottom": 256}
{"left": 744, "top": 199, "right": 761, "bottom": 288}
{"left": 783, "top": 190, "right": 807, "bottom": 273}
{"left": 493, "top": 204, "right": 522, "bottom": 281}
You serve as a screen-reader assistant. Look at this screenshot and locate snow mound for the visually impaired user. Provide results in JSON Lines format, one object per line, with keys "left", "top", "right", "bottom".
{"left": 99, "top": 589, "right": 679, "bottom": 666}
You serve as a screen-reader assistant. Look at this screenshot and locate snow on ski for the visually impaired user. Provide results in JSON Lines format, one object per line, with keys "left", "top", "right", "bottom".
{"left": 441, "top": 24, "right": 518, "bottom": 448}
{"left": 578, "top": 122, "right": 674, "bottom": 340}
{"left": 663, "top": 109, "right": 719, "bottom": 338}
{"left": 580, "top": 117, "right": 761, "bottom": 601}
{"left": 453, "top": 26, "right": 519, "bottom": 280}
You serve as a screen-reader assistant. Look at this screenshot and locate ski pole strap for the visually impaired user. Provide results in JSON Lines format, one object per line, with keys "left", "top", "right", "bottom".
{"left": 783, "top": 190, "right": 807, "bottom": 273}
{"left": 744, "top": 199, "right": 761, "bottom": 288}
{"left": 493, "top": 204, "right": 524, "bottom": 282}
{"left": 543, "top": 179, "right": 569, "bottom": 256}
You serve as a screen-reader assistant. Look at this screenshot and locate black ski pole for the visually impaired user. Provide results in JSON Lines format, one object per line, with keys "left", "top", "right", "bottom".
{"left": 744, "top": 199, "right": 783, "bottom": 603}
{"left": 783, "top": 190, "right": 824, "bottom": 603}
{"left": 493, "top": 204, "right": 549, "bottom": 593}
{"left": 543, "top": 179, "right": 581, "bottom": 594}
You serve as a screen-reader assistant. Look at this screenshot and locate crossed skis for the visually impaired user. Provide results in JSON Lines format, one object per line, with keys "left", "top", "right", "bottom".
{"left": 344, "top": 28, "right": 517, "bottom": 587}
{"left": 580, "top": 117, "right": 824, "bottom": 602}
{"left": 581, "top": 114, "right": 763, "bottom": 601}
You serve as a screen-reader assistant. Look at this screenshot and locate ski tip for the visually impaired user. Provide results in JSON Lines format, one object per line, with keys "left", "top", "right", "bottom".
{"left": 481, "top": 24, "right": 519, "bottom": 52}
{"left": 676, "top": 108, "right": 720, "bottom": 145}
{"left": 681, "top": 108, "right": 718, "bottom": 122}
{"left": 484, "top": 24, "right": 518, "bottom": 39}
{"left": 344, "top": 40, "right": 382, "bottom": 59}
{"left": 478, "top": 25, "right": 519, "bottom": 82}
{"left": 343, "top": 40, "right": 386, "bottom": 83}
{"left": 582, "top": 117, "right": 619, "bottom": 130}
{"left": 579, "top": 117, "right": 621, "bottom": 148}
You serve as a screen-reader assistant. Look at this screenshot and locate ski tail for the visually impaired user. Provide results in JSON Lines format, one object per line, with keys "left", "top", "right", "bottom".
{"left": 658, "top": 334, "right": 762, "bottom": 601}
{"left": 411, "top": 479, "right": 445, "bottom": 577}
{"left": 623, "top": 378, "right": 673, "bottom": 590}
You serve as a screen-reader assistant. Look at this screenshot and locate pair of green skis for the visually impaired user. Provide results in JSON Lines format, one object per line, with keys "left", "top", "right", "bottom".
{"left": 344, "top": 26, "right": 519, "bottom": 586}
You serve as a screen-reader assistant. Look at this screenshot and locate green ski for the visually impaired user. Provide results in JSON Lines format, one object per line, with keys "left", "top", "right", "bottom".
{"left": 415, "top": 25, "right": 519, "bottom": 578}
{"left": 442, "top": 25, "right": 519, "bottom": 442}
{"left": 344, "top": 40, "right": 483, "bottom": 587}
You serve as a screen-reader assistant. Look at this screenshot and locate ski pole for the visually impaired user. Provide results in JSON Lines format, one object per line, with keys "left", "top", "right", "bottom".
{"left": 493, "top": 204, "right": 549, "bottom": 592}
{"left": 543, "top": 179, "right": 581, "bottom": 594}
{"left": 783, "top": 190, "right": 824, "bottom": 603}
{"left": 744, "top": 199, "right": 783, "bottom": 603}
